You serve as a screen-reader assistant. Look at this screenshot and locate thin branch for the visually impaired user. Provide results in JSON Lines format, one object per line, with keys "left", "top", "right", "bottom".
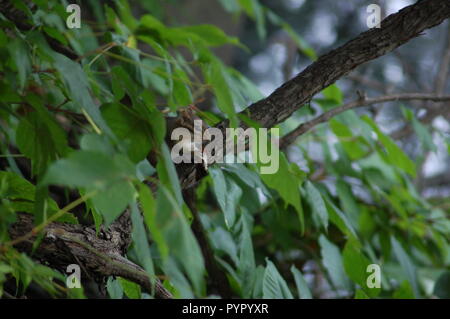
{"left": 280, "top": 93, "right": 450, "bottom": 148}
{"left": 2, "top": 190, "right": 97, "bottom": 248}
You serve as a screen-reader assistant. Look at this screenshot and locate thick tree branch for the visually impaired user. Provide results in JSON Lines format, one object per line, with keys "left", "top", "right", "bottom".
{"left": 279, "top": 93, "right": 450, "bottom": 148}
{"left": 8, "top": 213, "right": 172, "bottom": 299}
{"left": 224, "top": 0, "right": 450, "bottom": 130}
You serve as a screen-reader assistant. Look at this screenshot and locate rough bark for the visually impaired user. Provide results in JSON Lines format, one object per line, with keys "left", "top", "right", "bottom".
{"left": 8, "top": 212, "right": 172, "bottom": 299}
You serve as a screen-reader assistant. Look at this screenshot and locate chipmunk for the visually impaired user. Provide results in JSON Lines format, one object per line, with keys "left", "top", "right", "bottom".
{"left": 166, "top": 105, "right": 211, "bottom": 170}
{"left": 148, "top": 104, "right": 211, "bottom": 174}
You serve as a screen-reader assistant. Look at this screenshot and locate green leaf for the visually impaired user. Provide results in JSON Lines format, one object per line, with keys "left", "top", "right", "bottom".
{"left": 0, "top": 171, "right": 35, "bottom": 202}
{"left": 412, "top": 118, "right": 436, "bottom": 152}
{"left": 42, "top": 151, "right": 135, "bottom": 225}
{"left": 222, "top": 163, "right": 269, "bottom": 196}
{"left": 335, "top": 179, "right": 359, "bottom": 226}
{"left": 0, "top": 29, "right": 7, "bottom": 47}
{"left": 139, "top": 183, "right": 168, "bottom": 258}
{"left": 433, "top": 271, "right": 450, "bottom": 299}
{"left": 325, "top": 199, "right": 357, "bottom": 238}
{"left": 42, "top": 151, "right": 134, "bottom": 188}
{"left": 43, "top": 26, "right": 68, "bottom": 45}
{"left": 169, "top": 68, "right": 192, "bottom": 108}
{"left": 263, "top": 259, "right": 293, "bottom": 299}
{"left": 304, "top": 181, "right": 328, "bottom": 229}
{"left": 8, "top": 38, "right": 31, "bottom": 89}
{"left": 363, "top": 116, "right": 416, "bottom": 177}
{"left": 210, "top": 227, "right": 239, "bottom": 265}
{"left": 52, "top": 53, "right": 112, "bottom": 137}
{"left": 238, "top": 0, "right": 266, "bottom": 39}
{"left": 290, "top": 265, "right": 312, "bottom": 299}
{"left": 204, "top": 60, "right": 237, "bottom": 126}
{"left": 156, "top": 185, "right": 205, "bottom": 296}
{"left": 237, "top": 215, "right": 256, "bottom": 298}
{"left": 118, "top": 277, "right": 141, "bottom": 299}
{"left": 330, "top": 119, "right": 367, "bottom": 160}
{"left": 261, "top": 154, "right": 305, "bottom": 234}
{"left": 342, "top": 241, "right": 380, "bottom": 297}
{"left": 130, "top": 202, "right": 153, "bottom": 296}
{"left": 156, "top": 143, "right": 183, "bottom": 206}
{"left": 80, "top": 133, "right": 115, "bottom": 155}
{"left": 319, "top": 235, "right": 351, "bottom": 291}
{"left": 180, "top": 25, "right": 240, "bottom": 47}
{"left": 391, "top": 236, "right": 420, "bottom": 298}
{"left": 101, "top": 102, "right": 152, "bottom": 162}
{"left": 0, "top": 171, "right": 77, "bottom": 224}
{"left": 402, "top": 107, "right": 436, "bottom": 152}
{"left": 16, "top": 95, "right": 69, "bottom": 176}
{"left": 218, "top": 0, "right": 240, "bottom": 12}
{"left": 322, "top": 84, "right": 343, "bottom": 104}
{"left": 355, "top": 289, "right": 369, "bottom": 299}
{"left": 209, "top": 167, "right": 242, "bottom": 228}
{"left": 393, "top": 280, "right": 414, "bottom": 299}
{"left": 107, "top": 277, "right": 124, "bottom": 299}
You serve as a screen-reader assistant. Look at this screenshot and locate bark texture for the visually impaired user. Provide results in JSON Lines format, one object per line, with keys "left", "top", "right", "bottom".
{"left": 8, "top": 212, "right": 172, "bottom": 299}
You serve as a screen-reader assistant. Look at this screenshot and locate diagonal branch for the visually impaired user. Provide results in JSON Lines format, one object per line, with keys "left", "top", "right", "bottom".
{"left": 279, "top": 93, "right": 450, "bottom": 148}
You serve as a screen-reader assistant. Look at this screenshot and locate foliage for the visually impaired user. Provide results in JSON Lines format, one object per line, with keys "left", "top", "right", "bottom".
{"left": 0, "top": 0, "right": 448, "bottom": 299}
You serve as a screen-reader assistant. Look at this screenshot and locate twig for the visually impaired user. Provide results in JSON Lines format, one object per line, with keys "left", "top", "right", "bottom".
{"left": 280, "top": 93, "right": 450, "bottom": 148}
{"left": 2, "top": 190, "right": 96, "bottom": 248}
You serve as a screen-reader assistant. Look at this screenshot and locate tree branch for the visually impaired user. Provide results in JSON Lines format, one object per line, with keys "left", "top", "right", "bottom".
{"left": 224, "top": 0, "right": 450, "bottom": 130}
{"left": 279, "top": 93, "right": 450, "bottom": 148}
{"left": 8, "top": 213, "right": 172, "bottom": 299}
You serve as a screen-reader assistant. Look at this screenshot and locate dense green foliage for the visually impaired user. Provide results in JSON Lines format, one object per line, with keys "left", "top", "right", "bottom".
{"left": 0, "top": 0, "right": 449, "bottom": 299}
